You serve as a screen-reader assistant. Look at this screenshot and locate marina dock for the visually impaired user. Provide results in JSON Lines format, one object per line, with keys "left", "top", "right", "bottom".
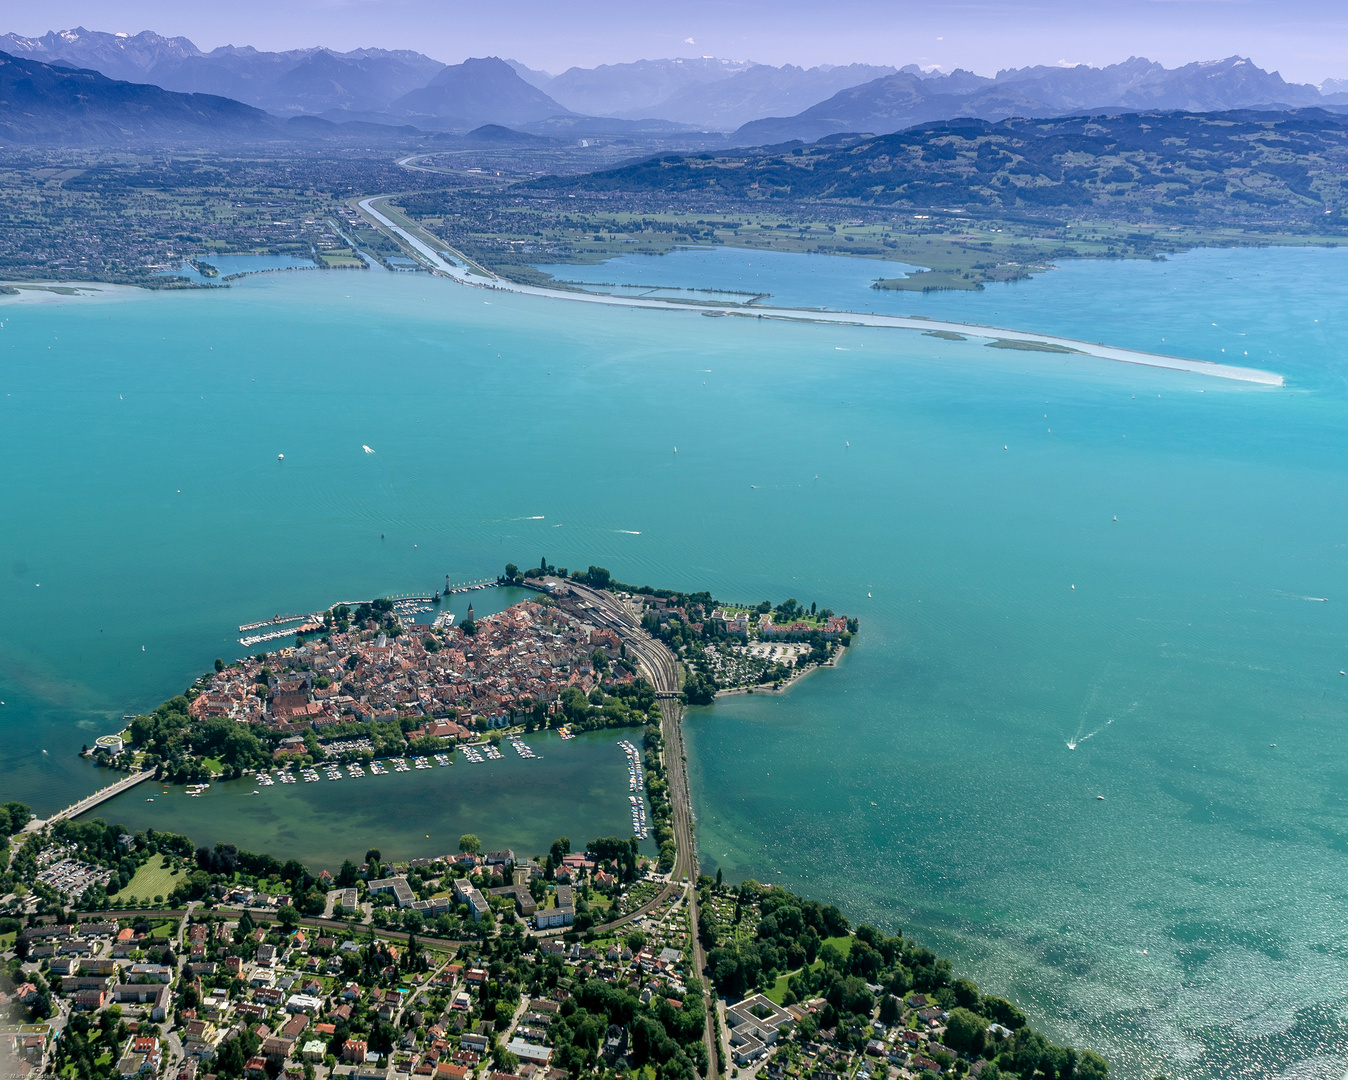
{"left": 167, "top": 731, "right": 648, "bottom": 840}
{"left": 240, "top": 620, "right": 323, "bottom": 647}
{"left": 234, "top": 578, "right": 496, "bottom": 644}
{"left": 238, "top": 613, "right": 309, "bottom": 632}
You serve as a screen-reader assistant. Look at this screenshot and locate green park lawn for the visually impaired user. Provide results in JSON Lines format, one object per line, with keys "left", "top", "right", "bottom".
{"left": 107, "top": 854, "right": 182, "bottom": 905}
{"left": 765, "top": 934, "right": 855, "bottom": 1003}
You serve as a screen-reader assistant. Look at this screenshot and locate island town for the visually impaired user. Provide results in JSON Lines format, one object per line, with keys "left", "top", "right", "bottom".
{"left": 0, "top": 565, "right": 1105, "bottom": 1080}
{"left": 78, "top": 564, "right": 858, "bottom": 801}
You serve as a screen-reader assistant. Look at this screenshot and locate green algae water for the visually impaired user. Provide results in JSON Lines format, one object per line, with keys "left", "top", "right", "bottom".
{"left": 4, "top": 248, "right": 1348, "bottom": 1079}
{"left": 103, "top": 727, "right": 644, "bottom": 869}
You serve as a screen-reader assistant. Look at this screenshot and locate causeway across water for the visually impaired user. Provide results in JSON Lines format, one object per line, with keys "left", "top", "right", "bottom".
{"left": 356, "top": 196, "right": 1284, "bottom": 387}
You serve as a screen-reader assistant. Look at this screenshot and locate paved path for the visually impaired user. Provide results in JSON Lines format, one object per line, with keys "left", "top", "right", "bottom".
{"left": 26, "top": 769, "right": 155, "bottom": 831}
{"left": 355, "top": 196, "right": 1282, "bottom": 387}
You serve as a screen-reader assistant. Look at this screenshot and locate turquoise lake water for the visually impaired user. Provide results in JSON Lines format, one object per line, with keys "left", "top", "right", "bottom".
{"left": 156, "top": 254, "right": 320, "bottom": 279}
{"left": 532, "top": 246, "right": 925, "bottom": 306}
{"left": 4, "top": 246, "right": 1348, "bottom": 1079}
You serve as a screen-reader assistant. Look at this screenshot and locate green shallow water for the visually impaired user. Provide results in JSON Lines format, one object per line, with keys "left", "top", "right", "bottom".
{"left": 3, "top": 249, "right": 1348, "bottom": 1079}
{"left": 95, "top": 728, "right": 648, "bottom": 869}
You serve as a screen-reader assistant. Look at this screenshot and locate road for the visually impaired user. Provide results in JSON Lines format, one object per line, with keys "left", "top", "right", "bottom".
{"left": 353, "top": 194, "right": 1280, "bottom": 388}
{"left": 555, "top": 581, "right": 718, "bottom": 1076}
{"left": 26, "top": 769, "right": 155, "bottom": 831}
{"left": 356, "top": 197, "right": 495, "bottom": 279}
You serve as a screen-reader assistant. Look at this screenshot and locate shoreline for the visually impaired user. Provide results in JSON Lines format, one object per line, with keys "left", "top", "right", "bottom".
{"left": 4, "top": 210, "right": 1286, "bottom": 387}
{"left": 355, "top": 196, "right": 1285, "bottom": 388}
{"left": 0, "top": 281, "right": 147, "bottom": 304}
{"left": 712, "top": 644, "right": 848, "bottom": 698}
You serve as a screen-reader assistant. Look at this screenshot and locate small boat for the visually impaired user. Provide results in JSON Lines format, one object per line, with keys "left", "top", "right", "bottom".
{"left": 278, "top": 453, "right": 284, "bottom": 461}
{"left": 1097, "top": 795, "right": 1105, "bottom": 801}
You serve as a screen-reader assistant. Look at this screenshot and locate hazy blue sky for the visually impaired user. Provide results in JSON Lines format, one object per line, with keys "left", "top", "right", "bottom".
{"left": 9, "top": 0, "right": 1348, "bottom": 83}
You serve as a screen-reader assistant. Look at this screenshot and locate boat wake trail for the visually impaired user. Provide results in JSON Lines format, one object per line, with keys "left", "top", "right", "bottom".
{"left": 1067, "top": 718, "right": 1113, "bottom": 750}
{"left": 1067, "top": 670, "right": 1137, "bottom": 750}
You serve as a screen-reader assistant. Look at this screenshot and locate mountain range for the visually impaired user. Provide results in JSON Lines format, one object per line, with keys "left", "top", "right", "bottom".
{"left": 0, "top": 49, "right": 277, "bottom": 143}
{"left": 508, "top": 57, "right": 899, "bottom": 128}
{"left": 733, "top": 56, "right": 1348, "bottom": 144}
{"left": 3, "top": 25, "right": 1348, "bottom": 146}
{"left": 0, "top": 27, "right": 445, "bottom": 116}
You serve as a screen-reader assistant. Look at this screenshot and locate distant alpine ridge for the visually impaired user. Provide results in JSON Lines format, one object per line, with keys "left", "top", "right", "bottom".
{"left": 733, "top": 56, "right": 1348, "bottom": 144}
{"left": 388, "top": 57, "right": 574, "bottom": 129}
{"left": 0, "top": 27, "right": 445, "bottom": 117}
{"left": 5, "top": 25, "right": 1347, "bottom": 141}
{"left": 0, "top": 50, "right": 276, "bottom": 143}
{"left": 0, "top": 50, "right": 430, "bottom": 144}
{"left": 507, "top": 57, "right": 900, "bottom": 129}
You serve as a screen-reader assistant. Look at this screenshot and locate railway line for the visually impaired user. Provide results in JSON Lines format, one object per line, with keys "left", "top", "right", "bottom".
{"left": 557, "top": 581, "right": 718, "bottom": 1075}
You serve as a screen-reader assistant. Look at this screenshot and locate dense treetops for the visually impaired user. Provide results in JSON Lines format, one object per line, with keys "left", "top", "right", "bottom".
{"left": 702, "top": 881, "right": 1107, "bottom": 1080}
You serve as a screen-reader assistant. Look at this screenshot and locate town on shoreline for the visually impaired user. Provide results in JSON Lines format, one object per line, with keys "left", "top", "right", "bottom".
{"left": 0, "top": 565, "right": 1107, "bottom": 1080}
{"left": 73, "top": 562, "right": 857, "bottom": 800}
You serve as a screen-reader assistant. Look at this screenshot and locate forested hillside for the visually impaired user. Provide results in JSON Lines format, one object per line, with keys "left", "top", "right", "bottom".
{"left": 534, "top": 109, "right": 1348, "bottom": 227}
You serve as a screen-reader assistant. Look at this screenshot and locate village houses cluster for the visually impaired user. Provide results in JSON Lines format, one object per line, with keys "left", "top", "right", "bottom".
{"left": 2, "top": 845, "right": 708, "bottom": 1080}
{"left": 188, "top": 602, "right": 635, "bottom": 741}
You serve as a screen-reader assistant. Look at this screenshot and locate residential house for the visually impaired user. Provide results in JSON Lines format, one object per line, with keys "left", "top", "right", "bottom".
{"left": 72, "top": 989, "right": 106, "bottom": 1011}
{"left": 126, "top": 964, "right": 173, "bottom": 984}
{"left": 111, "top": 984, "right": 172, "bottom": 1021}
{"left": 117, "top": 1035, "right": 161, "bottom": 1078}
{"left": 262, "top": 1037, "right": 295, "bottom": 1064}
{"left": 368, "top": 876, "right": 416, "bottom": 909}
{"left": 503, "top": 1041, "right": 551, "bottom": 1067}
{"left": 452, "top": 878, "right": 490, "bottom": 921}
{"left": 282, "top": 1016, "right": 310, "bottom": 1040}
{"left": 286, "top": 995, "right": 324, "bottom": 1015}
{"left": 182, "top": 1020, "right": 221, "bottom": 1056}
